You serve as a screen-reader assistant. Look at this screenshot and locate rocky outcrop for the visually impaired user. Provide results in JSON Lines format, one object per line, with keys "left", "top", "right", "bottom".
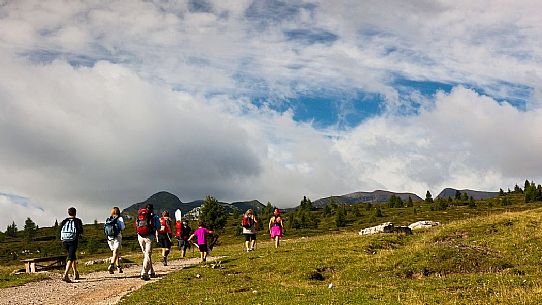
{"left": 408, "top": 220, "right": 441, "bottom": 230}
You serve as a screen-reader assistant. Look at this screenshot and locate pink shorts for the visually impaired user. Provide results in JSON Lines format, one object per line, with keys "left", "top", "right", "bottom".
{"left": 270, "top": 226, "right": 282, "bottom": 238}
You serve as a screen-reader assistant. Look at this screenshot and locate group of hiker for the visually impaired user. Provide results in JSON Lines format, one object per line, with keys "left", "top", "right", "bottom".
{"left": 58, "top": 204, "right": 284, "bottom": 282}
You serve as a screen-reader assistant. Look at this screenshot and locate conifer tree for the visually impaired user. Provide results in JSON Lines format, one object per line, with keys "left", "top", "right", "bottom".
{"left": 199, "top": 195, "right": 227, "bottom": 230}
{"left": 23, "top": 217, "right": 37, "bottom": 241}
{"left": 335, "top": 205, "right": 346, "bottom": 227}
{"left": 425, "top": 191, "right": 434, "bottom": 204}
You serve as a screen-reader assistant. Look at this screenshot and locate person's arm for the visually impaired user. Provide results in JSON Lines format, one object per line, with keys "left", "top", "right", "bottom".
{"left": 188, "top": 233, "right": 195, "bottom": 242}
{"left": 77, "top": 218, "right": 84, "bottom": 237}
{"left": 118, "top": 217, "right": 126, "bottom": 231}
{"left": 269, "top": 218, "right": 273, "bottom": 231}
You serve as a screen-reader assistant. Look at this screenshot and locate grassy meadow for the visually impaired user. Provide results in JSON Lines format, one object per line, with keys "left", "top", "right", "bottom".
{"left": 2, "top": 192, "right": 542, "bottom": 304}
{"left": 120, "top": 205, "right": 542, "bottom": 305}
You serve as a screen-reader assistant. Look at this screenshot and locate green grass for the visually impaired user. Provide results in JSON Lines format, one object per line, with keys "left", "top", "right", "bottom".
{"left": 120, "top": 206, "right": 542, "bottom": 305}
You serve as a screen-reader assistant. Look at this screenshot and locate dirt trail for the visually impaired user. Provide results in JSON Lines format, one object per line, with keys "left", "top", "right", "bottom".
{"left": 0, "top": 256, "right": 220, "bottom": 305}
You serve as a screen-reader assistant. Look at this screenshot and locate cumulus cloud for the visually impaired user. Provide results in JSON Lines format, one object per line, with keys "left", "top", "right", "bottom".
{"left": 337, "top": 86, "right": 542, "bottom": 196}
{"left": 1, "top": 1, "right": 542, "bottom": 229}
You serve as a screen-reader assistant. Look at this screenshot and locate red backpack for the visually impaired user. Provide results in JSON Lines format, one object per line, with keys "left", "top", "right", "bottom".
{"left": 242, "top": 216, "right": 253, "bottom": 228}
{"left": 157, "top": 216, "right": 171, "bottom": 234}
{"left": 136, "top": 208, "right": 153, "bottom": 235}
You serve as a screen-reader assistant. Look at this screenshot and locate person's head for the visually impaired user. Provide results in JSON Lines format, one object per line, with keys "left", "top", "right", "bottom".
{"left": 183, "top": 221, "right": 188, "bottom": 226}
{"left": 146, "top": 203, "right": 154, "bottom": 212}
{"left": 245, "top": 209, "right": 253, "bottom": 216}
{"left": 273, "top": 208, "right": 280, "bottom": 216}
{"left": 111, "top": 207, "right": 120, "bottom": 216}
{"left": 67, "top": 207, "right": 76, "bottom": 217}
{"left": 199, "top": 221, "right": 206, "bottom": 228}
{"left": 161, "top": 210, "right": 169, "bottom": 217}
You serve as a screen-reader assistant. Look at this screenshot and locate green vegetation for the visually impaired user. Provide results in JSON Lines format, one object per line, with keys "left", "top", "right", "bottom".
{"left": 1, "top": 187, "right": 542, "bottom": 304}
{"left": 120, "top": 205, "right": 542, "bottom": 304}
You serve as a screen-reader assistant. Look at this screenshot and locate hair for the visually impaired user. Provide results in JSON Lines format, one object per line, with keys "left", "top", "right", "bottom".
{"left": 146, "top": 203, "right": 154, "bottom": 211}
{"left": 111, "top": 207, "right": 120, "bottom": 216}
{"left": 161, "top": 210, "right": 169, "bottom": 217}
{"left": 199, "top": 221, "right": 206, "bottom": 227}
{"left": 68, "top": 207, "right": 76, "bottom": 217}
{"left": 245, "top": 209, "right": 253, "bottom": 216}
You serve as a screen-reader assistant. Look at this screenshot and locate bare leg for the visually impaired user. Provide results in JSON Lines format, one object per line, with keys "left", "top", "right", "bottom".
{"left": 274, "top": 236, "right": 280, "bottom": 248}
{"left": 63, "top": 261, "right": 73, "bottom": 282}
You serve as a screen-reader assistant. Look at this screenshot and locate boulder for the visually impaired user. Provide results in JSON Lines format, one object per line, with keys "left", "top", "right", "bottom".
{"left": 358, "top": 222, "right": 394, "bottom": 235}
{"left": 408, "top": 220, "right": 441, "bottom": 230}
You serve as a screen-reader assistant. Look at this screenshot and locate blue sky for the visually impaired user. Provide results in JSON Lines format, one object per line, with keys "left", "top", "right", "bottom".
{"left": 1, "top": 0, "right": 542, "bottom": 228}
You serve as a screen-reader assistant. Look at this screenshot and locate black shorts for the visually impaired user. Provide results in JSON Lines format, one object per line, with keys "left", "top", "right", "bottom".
{"left": 179, "top": 238, "right": 190, "bottom": 250}
{"left": 244, "top": 234, "right": 256, "bottom": 242}
{"left": 198, "top": 243, "right": 208, "bottom": 252}
{"left": 158, "top": 234, "right": 172, "bottom": 249}
{"left": 63, "top": 240, "right": 78, "bottom": 261}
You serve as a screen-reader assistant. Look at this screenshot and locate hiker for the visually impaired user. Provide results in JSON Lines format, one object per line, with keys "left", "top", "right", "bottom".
{"left": 157, "top": 210, "right": 173, "bottom": 266}
{"left": 176, "top": 220, "right": 192, "bottom": 258}
{"left": 60, "top": 207, "right": 84, "bottom": 283}
{"left": 188, "top": 222, "right": 214, "bottom": 262}
{"left": 135, "top": 203, "right": 160, "bottom": 281}
{"left": 242, "top": 209, "right": 258, "bottom": 252}
{"left": 269, "top": 208, "right": 284, "bottom": 248}
{"left": 105, "top": 206, "right": 126, "bottom": 274}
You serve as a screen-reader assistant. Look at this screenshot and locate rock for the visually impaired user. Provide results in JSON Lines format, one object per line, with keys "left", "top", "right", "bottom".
{"left": 358, "top": 222, "right": 394, "bottom": 235}
{"left": 408, "top": 221, "right": 441, "bottom": 230}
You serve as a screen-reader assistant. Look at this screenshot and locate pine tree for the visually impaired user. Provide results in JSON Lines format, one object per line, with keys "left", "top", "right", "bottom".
{"left": 454, "top": 190, "right": 461, "bottom": 201}
{"left": 335, "top": 205, "right": 346, "bottom": 227}
{"left": 300, "top": 196, "right": 313, "bottom": 211}
{"left": 406, "top": 196, "right": 414, "bottom": 207}
{"left": 199, "top": 195, "right": 227, "bottom": 230}
{"left": 425, "top": 191, "right": 434, "bottom": 204}
{"left": 6, "top": 221, "right": 17, "bottom": 237}
{"left": 374, "top": 207, "right": 383, "bottom": 217}
{"left": 23, "top": 217, "right": 37, "bottom": 241}
{"left": 322, "top": 204, "right": 332, "bottom": 216}
{"left": 468, "top": 196, "right": 476, "bottom": 208}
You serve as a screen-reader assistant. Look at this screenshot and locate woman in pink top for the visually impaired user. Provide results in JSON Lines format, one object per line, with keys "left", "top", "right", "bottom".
{"left": 269, "top": 208, "right": 284, "bottom": 248}
{"left": 188, "top": 222, "right": 214, "bottom": 262}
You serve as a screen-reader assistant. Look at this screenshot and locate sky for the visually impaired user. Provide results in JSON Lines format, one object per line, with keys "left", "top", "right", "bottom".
{"left": 1, "top": 0, "right": 542, "bottom": 229}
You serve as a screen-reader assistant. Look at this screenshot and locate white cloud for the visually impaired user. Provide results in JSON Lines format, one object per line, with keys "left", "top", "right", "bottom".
{"left": 337, "top": 86, "right": 542, "bottom": 196}
{"left": 1, "top": 1, "right": 542, "bottom": 229}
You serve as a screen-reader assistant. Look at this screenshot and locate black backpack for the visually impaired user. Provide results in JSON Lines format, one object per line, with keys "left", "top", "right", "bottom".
{"left": 104, "top": 216, "right": 120, "bottom": 238}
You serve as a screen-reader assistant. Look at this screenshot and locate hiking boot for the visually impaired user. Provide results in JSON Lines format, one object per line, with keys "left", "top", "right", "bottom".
{"left": 108, "top": 264, "right": 115, "bottom": 274}
{"left": 117, "top": 266, "right": 123, "bottom": 273}
{"left": 150, "top": 272, "right": 157, "bottom": 278}
{"left": 74, "top": 271, "right": 80, "bottom": 280}
{"left": 140, "top": 274, "right": 150, "bottom": 281}
{"left": 62, "top": 275, "right": 72, "bottom": 283}
{"left": 164, "top": 257, "right": 168, "bottom": 266}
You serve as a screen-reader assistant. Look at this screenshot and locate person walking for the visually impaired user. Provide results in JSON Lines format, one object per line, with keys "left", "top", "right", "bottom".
{"left": 135, "top": 203, "right": 160, "bottom": 281}
{"left": 269, "top": 208, "right": 284, "bottom": 248}
{"left": 105, "top": 207, "right": 126, "bottom": 274}
{"left": 176, "top": 220, "right": 192, "bottom": 258}
{"left": 242, "top": 209, "right": 258, "bottom": 252}
{"left": 60, "top": 207, "right": 84, "bottom": 283}
{"left": 157, "top": 210, "right": 173, "bottom": 266}
{"left": 188, "top": 222, "right": 214, "bottom": 262}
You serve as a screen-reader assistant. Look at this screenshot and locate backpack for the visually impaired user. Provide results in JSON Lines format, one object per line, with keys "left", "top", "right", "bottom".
{"left": 60, "top": 218, "right": 77, "bottom": 241}
{"left": 136, "top": 208, "right": 153, "bottom": 235}
{"left": 157, "top": 216, "right": 171, "bottom": 234}
{"left": 242, "top": 216, "right": 253, "bottom": 229}
{"left": 104, "top": 216, "right": 120, "bottom": 238}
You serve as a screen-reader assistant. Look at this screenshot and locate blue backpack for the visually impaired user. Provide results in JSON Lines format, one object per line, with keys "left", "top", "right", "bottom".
{"left": 60, "top": 219, "right": 77, "bottom": 241}
{"left": 104, "top": 216, "right": 121, "bottom": 238}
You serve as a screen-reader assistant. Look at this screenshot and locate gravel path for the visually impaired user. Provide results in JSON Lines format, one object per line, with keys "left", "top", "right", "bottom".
{"left": 0, "top": 256, "right": 220, "bottom": 305}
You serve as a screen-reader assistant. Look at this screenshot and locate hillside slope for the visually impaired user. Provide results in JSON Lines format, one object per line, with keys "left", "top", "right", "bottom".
{"left": 121, "top": 206, "right": 542, "bottom": 304}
